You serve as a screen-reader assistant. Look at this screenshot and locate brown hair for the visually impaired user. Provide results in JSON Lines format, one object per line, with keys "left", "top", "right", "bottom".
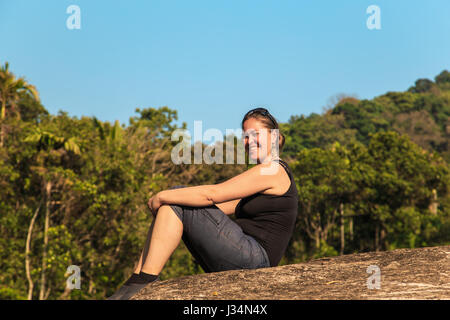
{"left": 241, "top": 107, "right": 285, "bottom": 152}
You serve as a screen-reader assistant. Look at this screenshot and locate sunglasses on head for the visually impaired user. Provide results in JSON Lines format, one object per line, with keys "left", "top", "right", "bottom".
{"left": 244, "top": 108, "right": 278, "bottom": 128}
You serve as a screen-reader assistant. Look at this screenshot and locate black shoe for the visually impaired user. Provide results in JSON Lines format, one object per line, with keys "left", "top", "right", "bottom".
{"left": 119, "top": 276, "right": 160, "bottom": 300}
{"left": 107, "top": 284, "right": 132, "bottom": 300}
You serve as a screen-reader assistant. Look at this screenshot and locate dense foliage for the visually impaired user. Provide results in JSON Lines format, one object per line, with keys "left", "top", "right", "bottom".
{"left": 1, "top": 63, "right": 449, "bottom": 299}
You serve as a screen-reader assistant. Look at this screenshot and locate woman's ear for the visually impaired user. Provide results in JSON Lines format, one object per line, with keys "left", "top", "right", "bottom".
{"left": 270, "top": 129, "right": 279, "bottom": 145}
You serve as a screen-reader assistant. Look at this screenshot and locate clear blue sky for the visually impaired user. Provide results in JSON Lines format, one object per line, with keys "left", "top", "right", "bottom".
{"left": 1, "top": 0, "right": 449, "bottom": 140}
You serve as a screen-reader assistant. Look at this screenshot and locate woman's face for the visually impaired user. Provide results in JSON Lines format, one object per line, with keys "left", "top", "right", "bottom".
{"left": 242, "top": 118, "right": 275, "bottom": 163}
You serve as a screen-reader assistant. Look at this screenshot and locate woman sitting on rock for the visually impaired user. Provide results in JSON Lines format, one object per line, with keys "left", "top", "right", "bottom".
{"left": 108, "top": 107, "right": 299, "bottom": 300}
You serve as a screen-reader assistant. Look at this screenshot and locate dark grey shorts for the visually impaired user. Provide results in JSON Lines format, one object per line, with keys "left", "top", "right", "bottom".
{"left": 167, "top": 186, "right": 270, "bottom": 273}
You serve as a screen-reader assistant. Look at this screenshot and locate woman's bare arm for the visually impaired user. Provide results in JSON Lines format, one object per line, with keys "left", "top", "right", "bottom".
{"left": 154, "top": 161, "right": 282, "bottom": 210}
{"left": 215, "top": 199, "right": 241, "bottom": 215}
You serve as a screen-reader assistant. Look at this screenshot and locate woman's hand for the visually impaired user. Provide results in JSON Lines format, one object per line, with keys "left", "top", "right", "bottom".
{"left": 147, "top": 192, "right": 162, "bottom": 217}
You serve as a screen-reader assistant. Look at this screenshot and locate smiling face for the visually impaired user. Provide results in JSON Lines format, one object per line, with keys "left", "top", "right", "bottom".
{"left": 242, "top": 117, "right": 277, "bottom": 164}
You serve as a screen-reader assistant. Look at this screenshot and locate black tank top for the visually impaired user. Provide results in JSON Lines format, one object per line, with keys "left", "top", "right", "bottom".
{"left": 235, "top": 159, "right": 299, "bottom": 267}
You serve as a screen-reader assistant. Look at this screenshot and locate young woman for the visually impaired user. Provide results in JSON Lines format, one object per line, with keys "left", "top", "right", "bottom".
{"left": 108, "top": 107, "right": 299, "bottom": 300}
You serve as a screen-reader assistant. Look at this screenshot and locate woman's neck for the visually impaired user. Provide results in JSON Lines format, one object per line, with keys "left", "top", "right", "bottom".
{"left": 258, "top": 153, "right": 281, "bottom": 164}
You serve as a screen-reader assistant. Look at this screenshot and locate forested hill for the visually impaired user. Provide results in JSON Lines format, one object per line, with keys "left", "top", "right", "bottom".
{"left": 0, "top": 62, "right": 449, "bottom": 300}
{"left": 281, "top": 70, "right": 450, "bottom": 163}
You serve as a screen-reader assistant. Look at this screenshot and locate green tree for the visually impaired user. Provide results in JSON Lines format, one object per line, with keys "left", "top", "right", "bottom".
{"left": 24, "top": 128, "right": 81, "bottom": 299}
{"left": 290, "top": 142, "right": 356, "bottom": 257}
{"left": 0, "top": 62, "right": 40, "bottom": 147}
{"left": 360, "top": 131, "right": 450, "bottom": 250}
{"left": 282, "top": 112, "right": 358, "bottom": 158}
{"left": 408, "top": 78, "right": 436, "bottom": 94}
{"left": 435, "top": 70, "right": 450, "bottom": 89}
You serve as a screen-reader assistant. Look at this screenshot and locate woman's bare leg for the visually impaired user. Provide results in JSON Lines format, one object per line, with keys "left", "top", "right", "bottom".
{"left": 107, "top": 206, "right": 182, "bottom": 300}
{"left": 133, "top": 218, "right": 156, "bottom": 274}
{"left": 140, "top": 205, "right": 183, "bottom": 275}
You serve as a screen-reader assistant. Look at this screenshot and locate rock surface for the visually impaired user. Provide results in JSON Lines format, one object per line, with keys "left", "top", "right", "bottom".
{"left": 132, "top": 245, "right": 450, "bottom": 300}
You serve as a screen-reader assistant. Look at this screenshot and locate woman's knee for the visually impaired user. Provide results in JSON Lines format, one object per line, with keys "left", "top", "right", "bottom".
{"left": 157, "top": 204, "right": 176, "bottom": 216}
{"left": 157, "top": 204, "right": 183, "bottom": 223}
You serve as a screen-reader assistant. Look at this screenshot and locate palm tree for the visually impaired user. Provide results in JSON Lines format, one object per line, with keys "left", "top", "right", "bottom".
{"left": 0, "top": 61, "right": 40, "bottom": 147}
{"left": 92, "top": 117, "right": 124, "bottom": 146}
